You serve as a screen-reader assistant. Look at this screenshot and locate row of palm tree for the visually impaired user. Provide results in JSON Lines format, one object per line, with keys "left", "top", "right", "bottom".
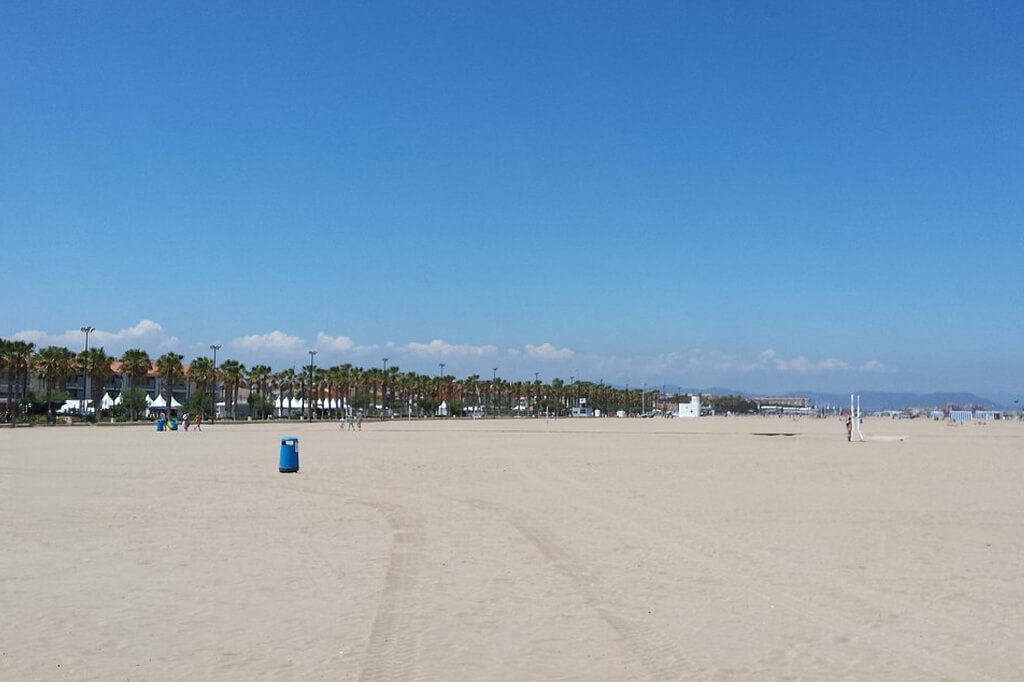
{"left": 1, "top": 337, "right": 675, "bottom": 424}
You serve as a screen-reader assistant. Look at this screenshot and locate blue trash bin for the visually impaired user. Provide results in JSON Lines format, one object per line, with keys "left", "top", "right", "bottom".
{"left": 279, "top": 437, "right": 299, "bottom": 473}
{"left": 156, "top": 419, "right": 165, "bottom": 432}
{"left": 169, "top": 419, "right": 178, "bottom": 431}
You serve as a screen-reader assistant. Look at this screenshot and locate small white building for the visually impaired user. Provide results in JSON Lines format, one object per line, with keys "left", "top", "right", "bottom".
{"left": 677, "top": 395, "right": 701, "bottom": 418}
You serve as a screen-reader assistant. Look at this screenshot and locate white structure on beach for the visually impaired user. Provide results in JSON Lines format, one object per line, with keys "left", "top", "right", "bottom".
{"left": 677, "top": 395, "right": 701, "bottom": 418}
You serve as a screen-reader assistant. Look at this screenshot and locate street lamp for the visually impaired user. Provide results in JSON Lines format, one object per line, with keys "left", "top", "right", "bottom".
{"left": 210, "top": 344, "right": 221, "bottom": 421}
{"left": 308, "top": 350, "right": 317, "bottom": 420}
{"left": 535, "top": 372, "right": 540, "bottom": 418}
{"left": 80, "top": 326, "right": 94, "bottom": 419}
{"left": 439, "top": 363, "right": 445, "bottom": 417}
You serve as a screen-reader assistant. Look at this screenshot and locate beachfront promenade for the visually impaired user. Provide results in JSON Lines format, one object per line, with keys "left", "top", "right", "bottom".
{"left": 2, "top": 417, "right": 1021, "bottom": 680}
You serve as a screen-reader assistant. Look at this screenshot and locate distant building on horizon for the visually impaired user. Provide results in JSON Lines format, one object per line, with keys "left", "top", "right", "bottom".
{"left": 754, "top": 396, "right": 813, "bottom": 415}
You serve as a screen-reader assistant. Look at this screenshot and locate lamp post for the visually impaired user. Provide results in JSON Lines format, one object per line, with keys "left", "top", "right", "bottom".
{"left": 308, "top": 350, "right": 317, "bottom": 420}
{"left": 439, "top": 363, "right": 445, "bottom": 417}
{"left": 535, "top": 372, "right": 540, "bottom": 418}
{"left": 80, "top": 326, "right": 94, "bottom": 419}
{"left": 210, "top": 344, "right": 221, "bottom": 421}
{"left": 381, "top": 357, "right": 388, "bottom": 420}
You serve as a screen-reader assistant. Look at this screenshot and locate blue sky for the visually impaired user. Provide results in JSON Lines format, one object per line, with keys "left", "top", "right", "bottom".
{"left": 2, "top": 1, "right": 1022, "bottom": 397}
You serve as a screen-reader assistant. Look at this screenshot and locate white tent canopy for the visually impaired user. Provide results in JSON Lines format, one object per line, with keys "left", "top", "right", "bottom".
{"left": 57, "top": 399, "right": 93, "bottom": 415}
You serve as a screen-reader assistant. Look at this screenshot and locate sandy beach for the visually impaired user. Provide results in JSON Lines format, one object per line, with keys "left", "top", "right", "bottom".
{"left": 1, "top": 416, "right": 1021, "bottom": 681}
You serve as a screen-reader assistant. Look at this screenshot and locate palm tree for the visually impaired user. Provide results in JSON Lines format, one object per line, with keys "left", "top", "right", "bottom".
{"left": 119, "top": 348, "right": 152, "bottom": 421}
{"left": 247, "top": 364, "right": 272, "bottom": 419}
{"left": 155, "top": 352, "right": 185, "bottom": 417}
{"left": 337, "top": 363, "right": 354, "bottom": 414}
{"left": 550, "top": 377, "right": 565, "bottom": 415}
{"left": 4, "top": 340, "right": 35, "bottom": 425}
{"left": 187, "top": 356, "right": 216, "bottom": 418}
{"left": 219, "top": 359, "right": 245, "bottom": 420}
{"left": 268, "top": 371, "right": 283, "bottom": 419}
{"left": 79, "top": 347, "right": 114, "bottom": 419}
{"left": 322, "top": 366, "right": 344, "bottom": 417}
{"left": 350, "top": 366, "right": 368, "bottom": 412}
{"left": 35, "top": 345, "right": 76, "bottom": 424}
{"left": 383, "top": 365, "right": 399, "bottom": 417}
{"left": 0, "top": 338, "right": 12, "bottom": 423}
{"left": 279, "top": 368, "right": 296, "bottom": 418}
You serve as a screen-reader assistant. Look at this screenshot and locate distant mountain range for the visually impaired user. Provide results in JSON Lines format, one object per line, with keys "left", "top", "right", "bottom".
{"left": 648, "top": 386, "right": 1012, "bottom": 412}
{"left": 795, "top": 391, "right": 1006, "bottom": 412}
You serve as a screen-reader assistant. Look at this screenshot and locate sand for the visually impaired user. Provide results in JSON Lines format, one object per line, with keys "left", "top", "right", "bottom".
{"left": 1, "top": 416, "right": 1022, "bottom": 681}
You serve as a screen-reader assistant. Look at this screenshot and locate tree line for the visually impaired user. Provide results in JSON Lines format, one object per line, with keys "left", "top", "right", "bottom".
{"left": 1, "top": 337, "right": 727, "bottom": 425}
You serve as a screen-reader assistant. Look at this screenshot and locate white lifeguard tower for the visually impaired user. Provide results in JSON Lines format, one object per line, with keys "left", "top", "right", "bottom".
{"left": 678, "top": 395, "right": 701, "bottom": 418}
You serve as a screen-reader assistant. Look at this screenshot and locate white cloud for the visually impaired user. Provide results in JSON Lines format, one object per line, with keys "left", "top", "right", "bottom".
{"left": 524, "top": 342, "right": 574, "bottom": 360}
{"left": 643, "top": 349, "right": 739, "bottom": 374}
{"left": 405, "top": 339, "right": 498, "bottom": 357}
{"left": 11, "top": 320, "right": 178, "bottom": 352}
{"left": 861, "top": 359, "right": 886, "bottom": 371}
{"left": 755, "top": 349, "right": 848, "bottom": 373}
{"left": 316, "top": 332, "right": 356, "bottom": 351}
{"left": 232, "top": 330, "right": 306, "bottom": 355}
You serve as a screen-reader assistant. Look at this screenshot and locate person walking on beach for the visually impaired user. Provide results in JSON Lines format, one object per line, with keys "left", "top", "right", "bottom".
{"left": 194, "top": 412, "right": 203, "bottom": 431}
{"left": 356, "top": 409, "right": 364, "bottom": 431}
{"left": 845, "top": 414, "right": 852, "bottom": 442}
{"left": 347, "top": 412, "right": 356, "bottom": 431}
{"left": 182, "top": 412, "right": 191, "bottom": 431}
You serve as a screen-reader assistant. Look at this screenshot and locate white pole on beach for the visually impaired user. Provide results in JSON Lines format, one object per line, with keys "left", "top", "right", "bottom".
{"left": 856, "top": 395, "right": 865, "bottom": 441}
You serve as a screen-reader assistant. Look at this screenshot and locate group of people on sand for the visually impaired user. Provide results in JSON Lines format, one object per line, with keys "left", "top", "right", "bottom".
{"left": 340, "top": 408, "right": 364, "bottom": 431}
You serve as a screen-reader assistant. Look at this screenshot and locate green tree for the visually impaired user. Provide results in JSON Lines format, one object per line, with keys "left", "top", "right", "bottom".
{"left": 119, "top": 348, "right": 152, "bottom": 421}
{"left": 120, "top": 387, "right": 148, "bottom": 420}
{"left": 0, "top": 338, "right": 13, "bottom": 422}
{"left": 279, "top": 368, "right": 297, "bottom": 418}
{"left": 2, "top": 340, "right": 36, "bottom": 425}
{"left": 219, "top": 359, "right": 246, "bottom": 420}
{"left": 78, "top": 347, "right": 114, "bottom": 420}
{"left": 35, "top": 345, "right": 76, "bottom": 424}
{"left": 247, "top": 364, "right": 272, "bottom": 419}
{"left": 155, "top": 352, "right": 185, "bottom": 417}
{"left": 187, "top": 357, "right": 216, "bottom": 419}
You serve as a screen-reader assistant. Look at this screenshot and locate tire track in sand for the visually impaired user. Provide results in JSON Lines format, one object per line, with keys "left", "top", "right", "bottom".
{"left": 357, "top": 501, "right": 425, "bottom": 682}
{"left": 462, "top": 497, "right": 705, "bottom": 681}
{"left": 518, "top": 456, "right": 1005, "bottom": 681}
